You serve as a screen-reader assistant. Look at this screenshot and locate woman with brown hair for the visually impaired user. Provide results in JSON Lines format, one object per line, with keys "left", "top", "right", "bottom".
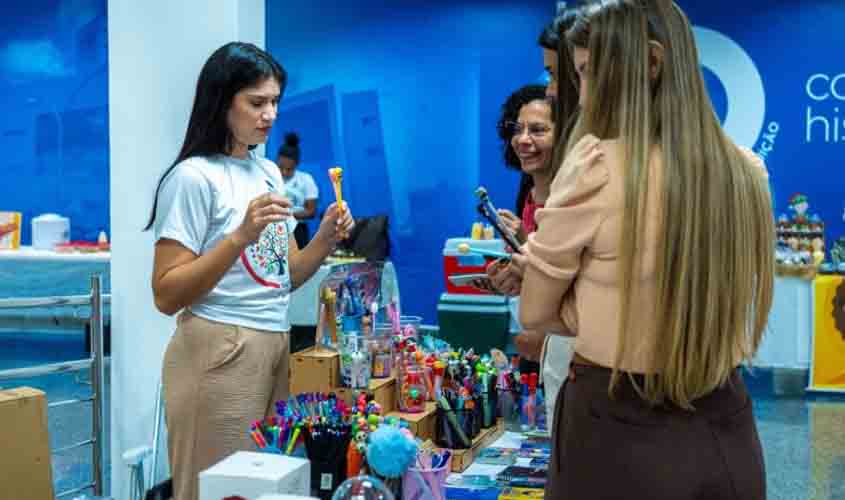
{"left": 517, "top": 1, "right": 774, "bottom": 498}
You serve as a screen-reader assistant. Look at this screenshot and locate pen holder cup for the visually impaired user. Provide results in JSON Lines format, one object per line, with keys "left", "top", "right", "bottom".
{"left": 476, "top": 387, "right": 498, "bottom": 429}
{"left": 435, "top": 407, "right": 478, "bottom": 449}
{"left": 398, "top": 366, "right": 428, "bottom": 413}
{"left": 402, "top": 456, "right": 452, "bottom": 500}
{"left": 339, "top": 334, "right": 372, "bottom": 390}
{"left": 368, "top": 330, "right": 394, "bottom": 379}
{"left": 498, "top": 388, "right": 522, "bottom": 432}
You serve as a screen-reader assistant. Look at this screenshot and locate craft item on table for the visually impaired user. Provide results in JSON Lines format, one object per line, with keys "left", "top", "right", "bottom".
{"left": 520, "top": 435, "right": 552, "bottom": 451}
{"left": 404, "top": 447, "right": 451, "bottom": 500}
{"left": 365, "top": 425, "right": 418, "bottom": 498}
{"left": 515, "top": 447, "right": 550, "bottom": 459}
{"left": 498, "top": 486, "right": 546, "bottom": 500}
{"left": 444, "top": 473, "right": 500, "bottom": 499}
{"left": 331, "top": 476, "right": 395, "bottom": 500}
{"left": 474, "top": 448, "right": 517, "bottom": 466}
{"left": 495, "top": 465, "right": 547, "bottom": 489}
{"left": 305, "top": 420, "right": 353, "bottom": 500}
{"left": 340, "top": 334, "right": 372, "bottom": 390}
{"left": 830, "top": 237, "right": 845, "bottom": 273}
{"left": 369, "top": 332, "right": 393, "bottom": 379}
{"left": 435, "top": 392, "right": 472, "bottom": 449}
{"left": 366, "top": 426, "right": 418, "bottom": 478}
{"left": 534, "top": 386, "right": 546, "bottom": 432}
{"left": 321, "top": 287, "right": 339, "bottom": 346}
{"left": 776, "top": 193, "right": 826, "bottom": 274}
{"left": 399, "top": 365, "right": 427, "bottom": 413}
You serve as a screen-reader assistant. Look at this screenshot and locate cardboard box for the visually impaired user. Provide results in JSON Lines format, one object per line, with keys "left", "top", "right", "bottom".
{"left": 335, "top": 376, "right": 396, "bottom": 413}
{"left": 290, "top": 346, "right": 340, "bottom": 395}
{"left": 0, "top": 387, "right": 54, "bottom": 500}
{"left": 199, "top": 451, "right": 310, "bottom": 500}
{"left": 387, "top": 402, "right": 437, "bottom": 441}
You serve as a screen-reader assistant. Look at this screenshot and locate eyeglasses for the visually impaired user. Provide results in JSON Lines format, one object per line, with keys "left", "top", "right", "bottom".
{"left": 501, "top": 121, "right": 552, "bottom": 139}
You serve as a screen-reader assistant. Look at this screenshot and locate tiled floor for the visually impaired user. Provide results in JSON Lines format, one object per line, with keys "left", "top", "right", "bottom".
{"left": 2, "top": 339, "right": 844, "bottom": 499}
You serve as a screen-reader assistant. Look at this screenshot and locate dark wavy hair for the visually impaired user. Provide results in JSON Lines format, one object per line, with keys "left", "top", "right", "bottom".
{"left": 144, "top": 42, "right": 287, "bottom": 230}
{"left": 495, "top": 84, "right": 548, "bottom": 214}
{"left": 507, "top": 8, "right": 582, "bottom": 216}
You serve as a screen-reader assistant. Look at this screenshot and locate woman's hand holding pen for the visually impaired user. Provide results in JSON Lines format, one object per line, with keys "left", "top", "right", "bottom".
{"left": 486, "top": 252, "right": 527, "bottom": 296}
{"left": 497, "top": 209, "right": 526, "bottom": 244}
{"left": 316, "top": 201, "right": 355, "bottom": 245}
{"left": 231, "top": 192, "right": 292, "bottom": 247}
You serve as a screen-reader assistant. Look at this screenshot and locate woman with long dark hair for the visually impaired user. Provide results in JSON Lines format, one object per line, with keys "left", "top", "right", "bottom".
{"left": 486, "top": 8, "right": 581, "bottom": 425}
{"left": 147, "top": 42, "right": 354, "bottom": 500}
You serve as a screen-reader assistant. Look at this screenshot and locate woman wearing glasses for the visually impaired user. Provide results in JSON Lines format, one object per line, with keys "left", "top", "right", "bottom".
{"left": 496, "top": 84, "right": 556, "bottom": 248}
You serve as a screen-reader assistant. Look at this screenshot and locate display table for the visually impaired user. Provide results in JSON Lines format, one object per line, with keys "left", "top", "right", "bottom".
{"left": 0, "top": 247, "right": 111, "bottom": 330}
{"left": 461, "top": 431, "right": 531, "bottom": 477}
{"left": 0, "top": 247, "right": 110, "bottom": 296}
{"left": 755, "top": 276, "right": 814, "bottom": 369}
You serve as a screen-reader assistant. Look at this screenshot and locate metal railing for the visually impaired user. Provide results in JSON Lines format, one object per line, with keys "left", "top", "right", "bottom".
{"left": 0, "top": 275, "right": 110, "bottom": 498}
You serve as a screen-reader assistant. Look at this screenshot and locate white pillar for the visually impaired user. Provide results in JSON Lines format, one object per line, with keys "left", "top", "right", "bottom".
{"left": 107, "top": 1, "right": 264, "bottom": 497}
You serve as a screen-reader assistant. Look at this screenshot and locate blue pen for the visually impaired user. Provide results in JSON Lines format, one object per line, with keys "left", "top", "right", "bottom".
{"left": 520, "top": 374, "right": 530, "bottom": 430}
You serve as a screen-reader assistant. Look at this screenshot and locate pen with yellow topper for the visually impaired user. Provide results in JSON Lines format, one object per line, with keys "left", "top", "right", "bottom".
{"left": 328, "top": 166, "right": 350, "bottom": 239}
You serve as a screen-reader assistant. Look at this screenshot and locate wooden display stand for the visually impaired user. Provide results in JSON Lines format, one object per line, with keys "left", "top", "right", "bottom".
{"left": 289, "top": 350, "right": 504, "bottom": 472}
{"left": 335, "top": 376, "right": 397, "bottom": 414}
{"left": 289, "top": 348, "right": 398, "bottom": 414}
{"left": 290, "top": 346, "right": 341, "bottom": 395}
{"left": 448, "top": 419, "right": 505, "bottom": 472}
{"left": 387, "top": 402, "right": 437, "bottom": 442}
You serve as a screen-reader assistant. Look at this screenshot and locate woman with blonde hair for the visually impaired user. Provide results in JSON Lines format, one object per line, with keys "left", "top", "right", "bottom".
{"left": 517, "top": 1, "right": 773, "bottom": 498}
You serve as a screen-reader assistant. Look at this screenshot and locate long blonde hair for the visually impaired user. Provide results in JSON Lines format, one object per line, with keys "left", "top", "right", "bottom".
{"left": 566, "top": 0, "right": 774, "bottom": 408}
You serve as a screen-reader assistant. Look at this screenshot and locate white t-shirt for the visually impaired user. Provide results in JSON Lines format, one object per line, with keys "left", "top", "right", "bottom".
{"left": 282, "top": 169, "right": 319, "bottom": 219}
{"left": 153, "top": 151, "right": 298, "bottom": 332}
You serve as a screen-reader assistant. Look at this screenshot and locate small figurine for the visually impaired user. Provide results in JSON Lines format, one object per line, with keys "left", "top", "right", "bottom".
{"left": 809, "top": 214, "right": 824, "bottom": 234}
{"left": 831, "top": 237, "right": 845, "bottom": 268}
{"left": 777, "top": 214, "right": 790, "bottom": 232}
{"left": 789, "top": 193, "right": 810, "bottom": 227}
{"left": 812, "top": 237, "right": 826, "bottom": 267}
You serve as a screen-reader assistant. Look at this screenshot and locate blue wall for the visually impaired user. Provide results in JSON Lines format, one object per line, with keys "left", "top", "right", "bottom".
{"left": 0, "top": 0, "right": 109, "bottom": 245}
{"left": 267, "top": 1, "right": 844, "bottom": 323}
{"left": 266, "top": 1, "right": 554, "bottom": 322}
{"left": 678, "top": 0, "right": 845, "bottom": 237}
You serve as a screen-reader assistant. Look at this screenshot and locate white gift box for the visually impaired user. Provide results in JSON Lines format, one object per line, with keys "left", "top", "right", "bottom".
{"left": 199, "top": 451, "right": 311, "bottom": 500}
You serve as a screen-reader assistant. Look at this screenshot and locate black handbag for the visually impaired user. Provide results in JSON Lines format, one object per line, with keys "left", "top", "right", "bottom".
{"left": 338, "top": 214, "right": 390, "bottom": 262}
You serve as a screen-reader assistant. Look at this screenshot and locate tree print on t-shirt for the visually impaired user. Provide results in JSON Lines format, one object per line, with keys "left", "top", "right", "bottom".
{"left": 241, "top": 221, "right": 290, "bottom": 289}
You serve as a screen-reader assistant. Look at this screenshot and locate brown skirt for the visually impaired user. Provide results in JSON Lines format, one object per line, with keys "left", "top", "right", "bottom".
{"left": 545, "top": 362, "right": 766, "bottom": 500}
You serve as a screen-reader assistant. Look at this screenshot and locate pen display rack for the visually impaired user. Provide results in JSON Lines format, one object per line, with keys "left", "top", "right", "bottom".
{"left": 314, "top": 262, "right": 401, "bottom": 351}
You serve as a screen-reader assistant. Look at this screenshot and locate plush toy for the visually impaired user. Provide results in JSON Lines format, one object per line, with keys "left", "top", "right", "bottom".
{"left": 365, "top": 426, "right": 418, "bottom": 479}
